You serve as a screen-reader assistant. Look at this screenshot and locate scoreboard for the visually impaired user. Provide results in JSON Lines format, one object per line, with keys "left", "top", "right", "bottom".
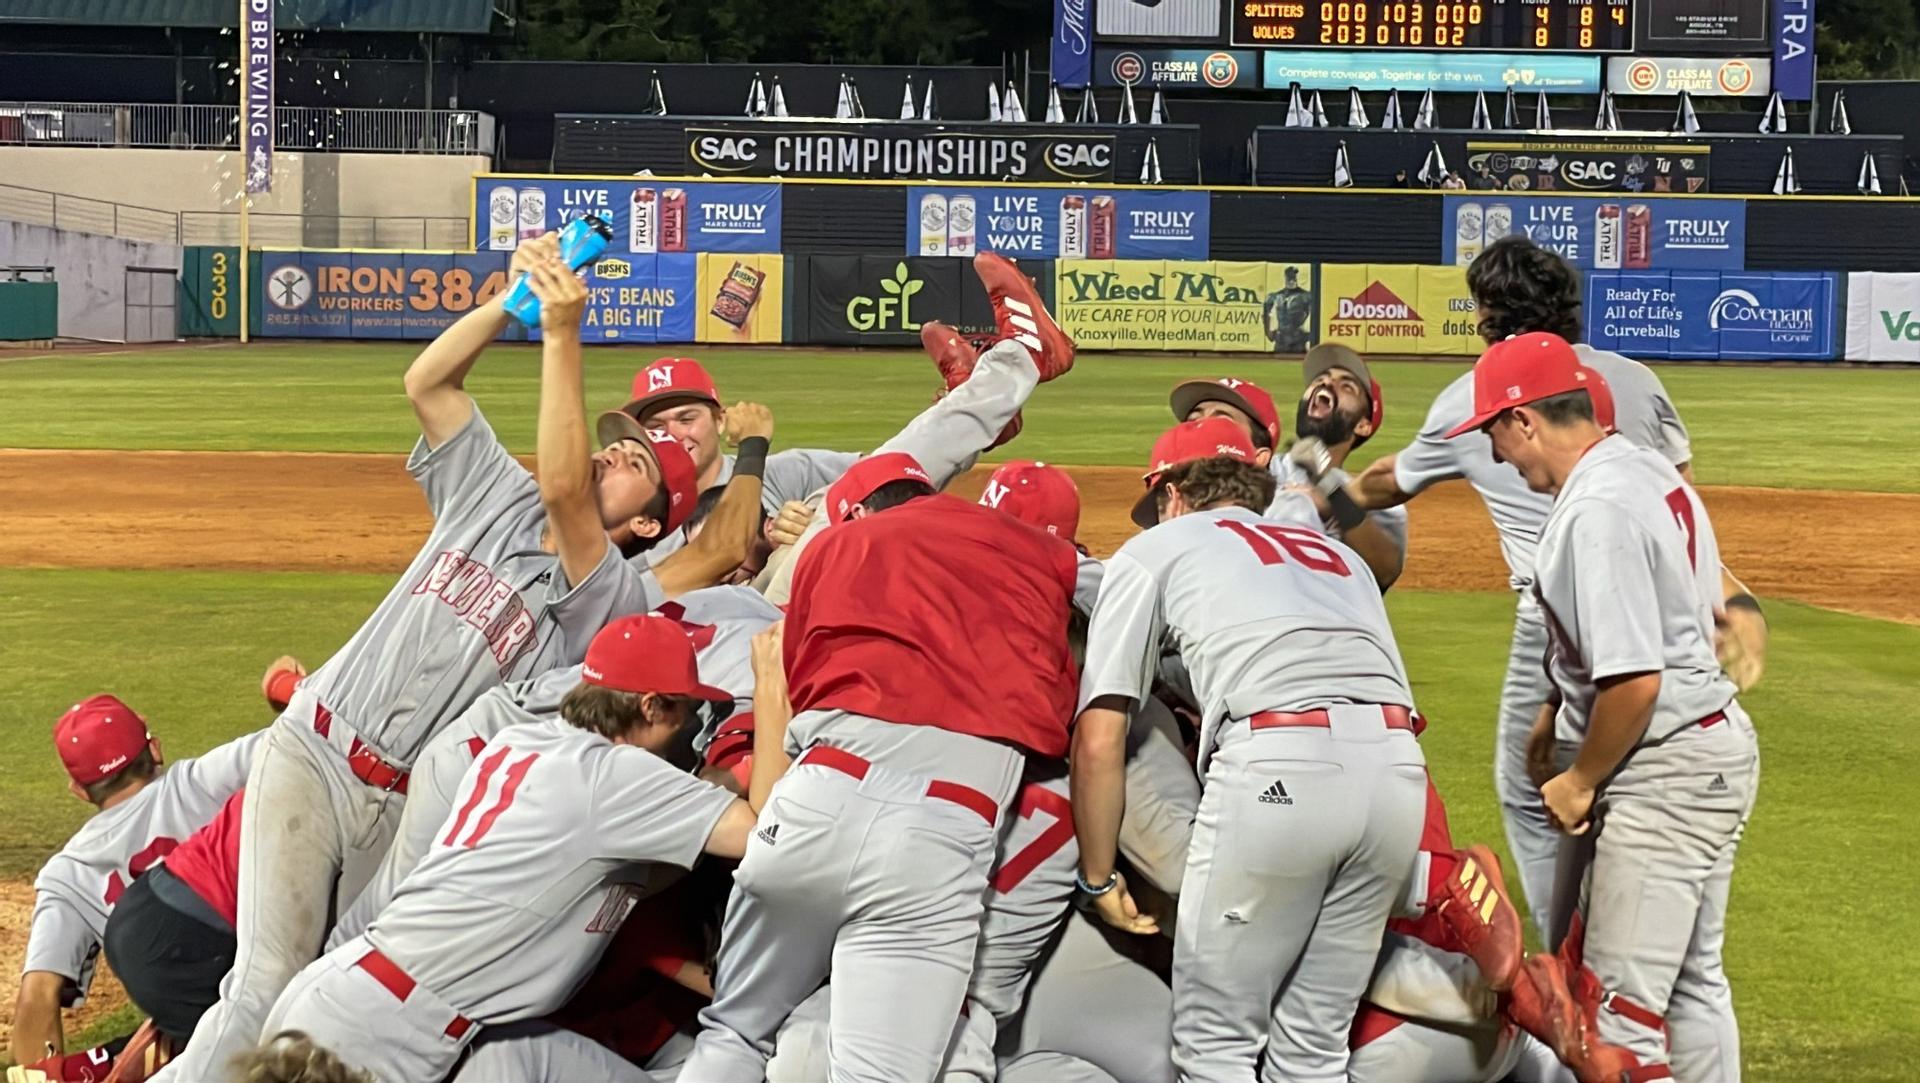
{"left": 1232, "top": 0, "right": 1634, "bottom": 52}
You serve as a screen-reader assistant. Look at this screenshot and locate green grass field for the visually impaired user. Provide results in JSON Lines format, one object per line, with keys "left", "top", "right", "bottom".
{"left": 2, "top": 343, "right": 1915, "bottom": 491}
{"left": 2, "top": 342, "right": 1916, "bottom": 1076}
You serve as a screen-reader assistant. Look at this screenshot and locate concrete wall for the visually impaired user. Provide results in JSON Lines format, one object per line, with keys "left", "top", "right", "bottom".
{"left": 0, "top": 220, "right": 183, "bottom": 341}
{"left": 0, "top": 148, "right": 485, "bottom": 246}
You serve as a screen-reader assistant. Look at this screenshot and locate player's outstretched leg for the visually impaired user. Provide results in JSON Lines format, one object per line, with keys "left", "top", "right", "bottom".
{"left": 922, "top": 322, "right": 1021, "bottom": 450}
{"left": 973, "top": 252, "right": 1074, "bottom": 382}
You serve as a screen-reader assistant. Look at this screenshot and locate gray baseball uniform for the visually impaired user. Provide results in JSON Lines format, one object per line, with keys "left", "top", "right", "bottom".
{"left": 1392, "top": 346, "right": 1690, "bottom": 935}
{"left": 1080, "top": 505, "right": 1428, "bottom": 1081}
{"left": 996, "top": 913, "right": 1175, "bottom": 1083}
{"left": 330, "top": 584, "right": 779, "bottom": 949}
{"left": 162, "top": 406, "right": 669, "bottom": 1082}
{"left": 23, "top": 730, "right": 261, "bottom": 1005}
{"left": 1532, "top": 436, "right": 1757, "bottom": 1078}
{"left": 264, "top": 718, "right": 739, "bottom": 1083}
{"left": 1271, "top": 458, "right": 1410, "bottom": 560}
{"left": 639, "top": 448, "right": 863, "bottom": 565}
{"left": 758, "top": 337, "right": 1041, "bottom": 606}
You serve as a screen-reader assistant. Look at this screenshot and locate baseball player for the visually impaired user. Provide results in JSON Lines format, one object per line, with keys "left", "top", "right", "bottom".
{"left": 1170, "top": 349, "right": 1407, "bottom": 588}
{"left": 1445, "top": 332, "right": 1760, "bottom": 1080}
{"left": 1347, "top": 235, "right": 1704, "bottom": 935}
{"left": 682, "top": 253, "right": 1080, "bottom": 1083}
{"left": 329, "top": 582, "right": 779, "bottom": 948}
{"left": 1075, "top": 416, "right": 1429, "bottom": 1081}
{"left": 263, "top": 614, "right": 758, "bottom": 1083}
{"left": 604, "top": 356, "right": 861, "bottom": 565}
{"left": 157, "top": 243, "right": 775, "bottom": 1081}
{"left": 11, "top": 695, "right": 260, "bottom": 1071}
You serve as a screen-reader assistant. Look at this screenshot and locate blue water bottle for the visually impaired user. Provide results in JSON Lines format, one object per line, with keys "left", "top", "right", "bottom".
{"left": 501, "top": 214, "right": 614, "bottom": 328}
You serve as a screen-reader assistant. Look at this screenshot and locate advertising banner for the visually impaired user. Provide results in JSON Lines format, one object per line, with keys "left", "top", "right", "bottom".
{"left": 1606, "top": 57, "right": 1769, "bottom": 97}
{"left": 684, "top": 127, "right": 1117, "bottom": 183}
{"left": 241, "top": 0, "right": 273, "bottom": 193}
{"left": 1844, "top": 272, "right": 1920, "bottom": 362}
{"left": 1317, "top": 264, "right": 1483, "bottom": 355}
{"left": 906, "top": 187, "right": 1208, "bottom": 261}
{"left": 475, "top": 178, "right": 781, "bottom": 256}
{"left": 576, "top": 254, "right": 699, "bottom": 344}
{"left": 1442, "top": 195, "right": 1744, "bottom": 271}
{"left": 1262, "top": 51, "right": 1601, "bottom": 93}
{"left": 1054, "top": 0, "right": 1093, "bottom": 89}
{"left": 1096, "top": 48, "right": 1258, "bottom": 89}
{"left": 695, "top": 253, "right": 785, "bottom": 345}
{"left": 257, "top": 251, "right": 512, "bottom": 339}
{"left": 1463, "top": 141, "right": 1711, "bottom": 193}
{"left": 1589, "top": 271, "right": 1838, "bottom": 360}
{"left": 1054, "top": 260, "right": 1315, "bottom": 352}
{"left": 1774, "top": 0, "right": 1816, "bottom": 100}
{"left": 798, "top": 256, "right": 1036, "bottom": 346}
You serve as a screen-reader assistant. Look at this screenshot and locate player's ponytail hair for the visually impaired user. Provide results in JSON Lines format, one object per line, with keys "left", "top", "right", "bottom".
{"left": 1466, "top": 236, "right": 1583, "bottom": 345}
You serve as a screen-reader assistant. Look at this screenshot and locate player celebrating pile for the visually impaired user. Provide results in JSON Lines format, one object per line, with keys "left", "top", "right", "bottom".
{"left": 1073, "top": 417, "right": 1429, "bottom": 1080}
{"left": 1446, "top": 332, "right": 1760, "bottom": 1080}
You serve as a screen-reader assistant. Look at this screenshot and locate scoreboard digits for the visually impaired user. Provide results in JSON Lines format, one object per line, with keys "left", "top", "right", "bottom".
{"left": 1233, "top": 0, "right": 1632, "bottom": 51}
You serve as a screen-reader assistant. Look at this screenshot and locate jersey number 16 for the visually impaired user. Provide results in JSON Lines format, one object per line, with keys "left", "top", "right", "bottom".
{"left": 1217, "top": 520, "right": 1352, "bottom": 577}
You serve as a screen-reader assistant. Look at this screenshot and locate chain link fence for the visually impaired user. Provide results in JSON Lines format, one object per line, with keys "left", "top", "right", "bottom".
{"left": 0, "top": 102, "right": 496, "bottom": 156}
{"left": 0, "top": 184, "right": 469, "bottom": 250}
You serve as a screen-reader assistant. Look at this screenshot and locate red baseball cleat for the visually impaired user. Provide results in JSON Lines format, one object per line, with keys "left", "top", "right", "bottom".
{"left": 922, "top": 321, "right": 1023, "bottom": 450}
{"left": 101, "top": 1020, "right": 176, "bottom": 1083}
{"left": 921, "top": 320, "right": 979, "bottom": 392}
{"left": 1436, "top": 844, "right": 1523, "bottom": 993}
{"left": 1506, "top": 954, "right": 1584, "bottom": 1068}
{"left": 1505, "top": 956, "right": 1648, "bottom": 1083}
{"left": 972, "top": 252, "right": 1075, "bottom": 382}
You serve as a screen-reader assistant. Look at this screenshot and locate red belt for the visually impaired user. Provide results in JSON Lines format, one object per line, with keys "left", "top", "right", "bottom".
{"left": 797, "top": 745, "right": 998, "bottom": 825}
{"left": 1249, "top": 705, "right": 1415, "bottom": 732}
{"left": 1697, "top": 710, "right": 1727, "bottom": 729}
{"left": 355, "top": 948, "right": 472, "bottom": 1039}
{"left": 314, "top": 704, "right": 410, "bottom": 794}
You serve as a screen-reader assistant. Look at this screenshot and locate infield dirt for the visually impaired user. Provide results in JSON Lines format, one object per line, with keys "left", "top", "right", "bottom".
{"left": 3, "top": 450, "right": 1916, "bottom": 623}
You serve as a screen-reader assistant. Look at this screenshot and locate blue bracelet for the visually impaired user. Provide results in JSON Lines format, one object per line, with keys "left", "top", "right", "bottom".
{"left": 1075, "top": 870, "right": 1118, "bottom": 896}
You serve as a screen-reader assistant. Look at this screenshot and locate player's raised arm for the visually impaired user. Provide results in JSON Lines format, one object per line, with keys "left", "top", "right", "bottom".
{"left": 747, "top": 621, "right": 790, "bottom": 814}
{"left": 405, "top": 232, "right": 553, "bottom": 448}
{"left": 652, "top": 402, "right": 774, "bottom": 598}
{"left": 529, "top": 256, "right": 607, "bottom": 591}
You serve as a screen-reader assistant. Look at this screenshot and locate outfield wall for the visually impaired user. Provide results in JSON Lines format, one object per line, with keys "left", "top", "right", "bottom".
{"left": 167, "top": 174, "right": 1920, "bottom": 362}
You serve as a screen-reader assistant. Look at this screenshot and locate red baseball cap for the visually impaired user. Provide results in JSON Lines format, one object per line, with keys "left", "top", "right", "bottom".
{"left": 1303, "top": 344, "right": 1385, "bottom": 445}
{"left": 582, "top": 615, "right": 733, "bottom": 700}
{"left": 1169, "top": 377, "right": 1282, "bottom": 449}
{"left": 1586, "top": 363, "right": 1618, "bottom": 432}
{"left": 590, "top": 418, "right": 703, "bottom": 534}
{"left": 55, "top": 695, "right": 153, "bottom": 786}
{"left": 620, "top": 358, "right": 721, "bottom": 420}
{"left": 825, "top": 452, "right": 935, "bottom": 523}
{"left": 979, "top": 460, "right": 1081, "bottom": 542}
{"left": 1444, "top": 333, "right": 1599, "bottom": 439}
{"left": 1132, "top": 418, "right": 1260, "bottom": 528}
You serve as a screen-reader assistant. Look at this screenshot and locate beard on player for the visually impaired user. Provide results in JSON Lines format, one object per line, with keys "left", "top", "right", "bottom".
{"left": 1294, "top": 382, "right": 1365, "bottom": 447}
